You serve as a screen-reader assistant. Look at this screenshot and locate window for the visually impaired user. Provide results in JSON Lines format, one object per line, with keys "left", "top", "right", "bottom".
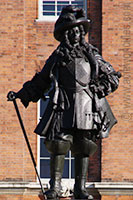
{"left": 37, "top": 99, "right": 74, "bottom": 185}
{"left": 38, "top": 0, "right": 87, "bottom": 21}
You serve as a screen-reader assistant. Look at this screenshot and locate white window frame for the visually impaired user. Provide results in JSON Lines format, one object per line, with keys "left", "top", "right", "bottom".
{"left": 37, "top": 0, "right": 87, "bottom": 22}
{"left": 37, "top": 100, "right": 74, "bottom": 188}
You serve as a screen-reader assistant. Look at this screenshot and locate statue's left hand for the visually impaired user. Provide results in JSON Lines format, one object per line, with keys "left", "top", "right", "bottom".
{"left": 7, "top": 91, "right": 17, "bottom": 101}
{"left": 90, "top": 83, "right": 105, "bottom": 98}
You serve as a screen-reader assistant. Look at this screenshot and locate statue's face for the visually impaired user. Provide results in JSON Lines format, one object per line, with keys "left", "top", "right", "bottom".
{"left": 68, "top": 26, "right": 80, "bottom": 46}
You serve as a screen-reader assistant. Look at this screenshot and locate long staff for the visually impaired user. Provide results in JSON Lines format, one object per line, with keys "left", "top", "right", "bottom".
{"left": 7, "top": 91, "right": 46, "bottom": 199}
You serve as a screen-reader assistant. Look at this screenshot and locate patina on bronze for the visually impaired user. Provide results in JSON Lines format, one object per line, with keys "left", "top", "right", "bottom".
{"left": 7, "top": 5, "right": 121, "bottom": 200}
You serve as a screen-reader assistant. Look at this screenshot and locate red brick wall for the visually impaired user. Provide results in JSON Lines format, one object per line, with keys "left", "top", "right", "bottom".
{"left": 0, "top": 0, "right": 30, "bottom": 181}
{"left": 0, "top": 0, "right": 58, "bottom": 182}
{"left": 87, "top": 0, "right": 102, "bottom": 182}
{"left": 102, "top": 0, "right": 133, "bottom": 182}
{"left": 0, "top": 195, "right": 40, "bottom": 200}
{"left": 87, "top": 0, "right": 102, "bottom": 51}
{"left": 102, "top": 196, "right": 133, "bottom": 200}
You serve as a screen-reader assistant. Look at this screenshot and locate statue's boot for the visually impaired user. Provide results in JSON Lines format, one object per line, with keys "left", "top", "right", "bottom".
{"left": 74, "top": 155, "right": 94, "bottom": 199}
{"left": 45, "top": 154, "right": 65, "bottom": 199}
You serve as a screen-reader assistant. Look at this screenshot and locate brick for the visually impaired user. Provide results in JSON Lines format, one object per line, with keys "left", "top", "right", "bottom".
{"left": 102, "top": 0, "right": 133, "bottom": 182}
{"left": 102, "top": 196, "right": 133, "bottom": 200}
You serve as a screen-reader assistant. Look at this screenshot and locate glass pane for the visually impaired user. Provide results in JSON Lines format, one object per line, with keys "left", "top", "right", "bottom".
{"left": 57, "top": 1, "right": 69, "bottom": 4}
{"left": 57, "top": 12, "right": 61, "bottom": 16}
{"left": 62, "top": 160, "right": 69, "bottom": 178}
{"left": 43, "top": 5, "right": 55, "bottom": 11}
{"left": 57, "top": 1, "right": 69, "bottom": 14}
{"left": 43, "top": 1, "right": 55, "bottom": 4}
{"left": 40, "top": 98, "right": 49, "bottom": 117}
{"left": 40, "top": 138, "right": 50, "bottom": 157}
{"left": 72, "top": 1, "right": 84, "bottom": 8}
{"left": 43, "top": 12, "right": 55, "bottom": 16}
{"left": 42, "top": 0, "right": 85, "bottom": 17}
{"left": 42, "top": 1, "right": 55, "bottom": 16}
{"left": 40, "top": 159, "right": 50, "bottom": 178}
{"left": 57, "top": 5, "right": 66, "bottom": 11}
{"left": 71, "top": 159, "right": 75, "bottom": 178}
{"left": 65, "top": 151, "right": 69, "bottom": 158}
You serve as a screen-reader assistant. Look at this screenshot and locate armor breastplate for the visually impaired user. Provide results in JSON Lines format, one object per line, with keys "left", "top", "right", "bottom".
{"left": 58, "top": 57, "right": 94, "bottom": 130}
{"left": 58, "top": 57, "right": 91, "bottom": 91}
{"left": 74, "top": 58, "right": 93, "bottom": 129}
{"left": 75, "top": 57, "right": 91, "bottom": 87}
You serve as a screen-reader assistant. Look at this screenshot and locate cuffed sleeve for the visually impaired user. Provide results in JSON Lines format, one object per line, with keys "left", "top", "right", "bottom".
{"left": 98, "top": 59, "right": 120, "bottom": 95}
{"left": 89, "top": 48, "right": 121, "bottom": 98}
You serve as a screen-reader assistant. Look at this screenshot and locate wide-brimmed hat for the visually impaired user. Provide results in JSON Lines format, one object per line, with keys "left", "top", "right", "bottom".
{"left": 54, "top": 5, "right": 90, "bottom": 41}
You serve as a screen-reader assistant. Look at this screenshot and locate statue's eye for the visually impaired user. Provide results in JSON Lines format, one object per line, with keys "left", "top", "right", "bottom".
{"left": 68, "top": 30, "right": 73, "bottom": 35}
{"left": 75, "top": 29, "right": 80, "bottom": 34}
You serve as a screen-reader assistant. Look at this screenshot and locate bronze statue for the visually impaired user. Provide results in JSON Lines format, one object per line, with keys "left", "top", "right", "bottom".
{"left": 7, "top": 6, "right": 121, "bottom": 200}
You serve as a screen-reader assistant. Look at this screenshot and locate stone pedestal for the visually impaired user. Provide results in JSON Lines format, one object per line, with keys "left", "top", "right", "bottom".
{"left": 0, "top": 182, "right": 133, "bottom": 200}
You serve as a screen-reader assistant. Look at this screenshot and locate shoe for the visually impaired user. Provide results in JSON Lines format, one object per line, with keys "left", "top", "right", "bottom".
{"left": 74, "top": 187, "right": 94, "bottom": 199}
{"left": 45, "top": 189, "right": 60, "bottom": 199}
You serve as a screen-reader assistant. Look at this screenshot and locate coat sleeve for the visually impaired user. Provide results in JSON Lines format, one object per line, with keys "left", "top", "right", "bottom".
{"left": 90, "top": 46, "right": 121, "bottom": 98}
{"left": 16, "top": 51, "right": 57, "bottom": 107}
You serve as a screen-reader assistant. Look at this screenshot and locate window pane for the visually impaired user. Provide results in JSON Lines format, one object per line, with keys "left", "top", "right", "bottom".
{"left": 43, "top": 11, "right": 55, "bottom": 15}
{"left": 40, "top": 98, "right": 49, "bottom": 117}
{"left": 57, "top": 5, "right": 66, "bottom": 11}
{"left": 57, "top": 1, "right": 69, "bottom": 4}
{"left": 43, "top": 1, "right": 55, "bottom": 4}
{"left": 71, "top": 159, "right": 75, "bottom": 178}
{"left": 40, "top": 159, "right": 50, "bottom": 178}
{"left": 40, "top": 138, "right": 50, "bottom": 157}
{"left": 43, "top": 5, "right": 55, "bottom": 11}
{"left": 65, "top": 151, "right": 69, "bottom": 158}
{"left": 57, "top": 1, "right": 69, "bottom": 12}
{"left": 40, "top": 0, "right": 86, "bottom": 18}
{"left": 43, "top": 1, "right": 55, "bottom": 16}
{"left": 57, "top": 1, "right": 69, "bottom": 15}
{"left": 62, "top": 160, "right": 69, "bottom": 178}
{"left": 57, "top": 12, "right": 61, "bottom": 16}
{"left": 72, "top": 1, "right": 83, "bottom": 7}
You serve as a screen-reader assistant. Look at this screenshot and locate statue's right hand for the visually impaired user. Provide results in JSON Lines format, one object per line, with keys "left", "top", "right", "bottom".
{"left": 7, "top": 91, "right": 17, "bottom": 101}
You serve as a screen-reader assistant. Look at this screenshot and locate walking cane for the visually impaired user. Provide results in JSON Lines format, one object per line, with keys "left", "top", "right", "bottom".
{"left": 7, "top": 91, "right": 47, "bottom": 200}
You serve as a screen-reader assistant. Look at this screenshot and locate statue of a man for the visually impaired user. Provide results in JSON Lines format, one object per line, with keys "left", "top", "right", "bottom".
{"left": 8, "top": 6, "right": 121, "bottom": 200}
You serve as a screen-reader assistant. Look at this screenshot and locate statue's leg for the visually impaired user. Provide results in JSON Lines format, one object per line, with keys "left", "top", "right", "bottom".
{"left": 45, "top": 154, "right": 65, "bottom": 199}
{"left": 74, "top": 155, "right": 93, "bottom": 200}
{"left": 44, "top": 139, "right": 71, "bottom": 199}
{"left": 71, "top": 131, "right": 97, "bottom": 199}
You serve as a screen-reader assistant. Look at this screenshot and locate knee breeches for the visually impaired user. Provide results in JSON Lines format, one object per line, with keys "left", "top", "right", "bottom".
{"left": 45, "top": 129, "right": 98, "bottom": 156}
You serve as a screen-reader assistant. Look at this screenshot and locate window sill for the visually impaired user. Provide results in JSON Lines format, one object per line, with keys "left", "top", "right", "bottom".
{"left": 35, "top": 17, "right": 58, "bottom": 22}
{"left": 0, "top": 181, "right": 133, "bottom": 196}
